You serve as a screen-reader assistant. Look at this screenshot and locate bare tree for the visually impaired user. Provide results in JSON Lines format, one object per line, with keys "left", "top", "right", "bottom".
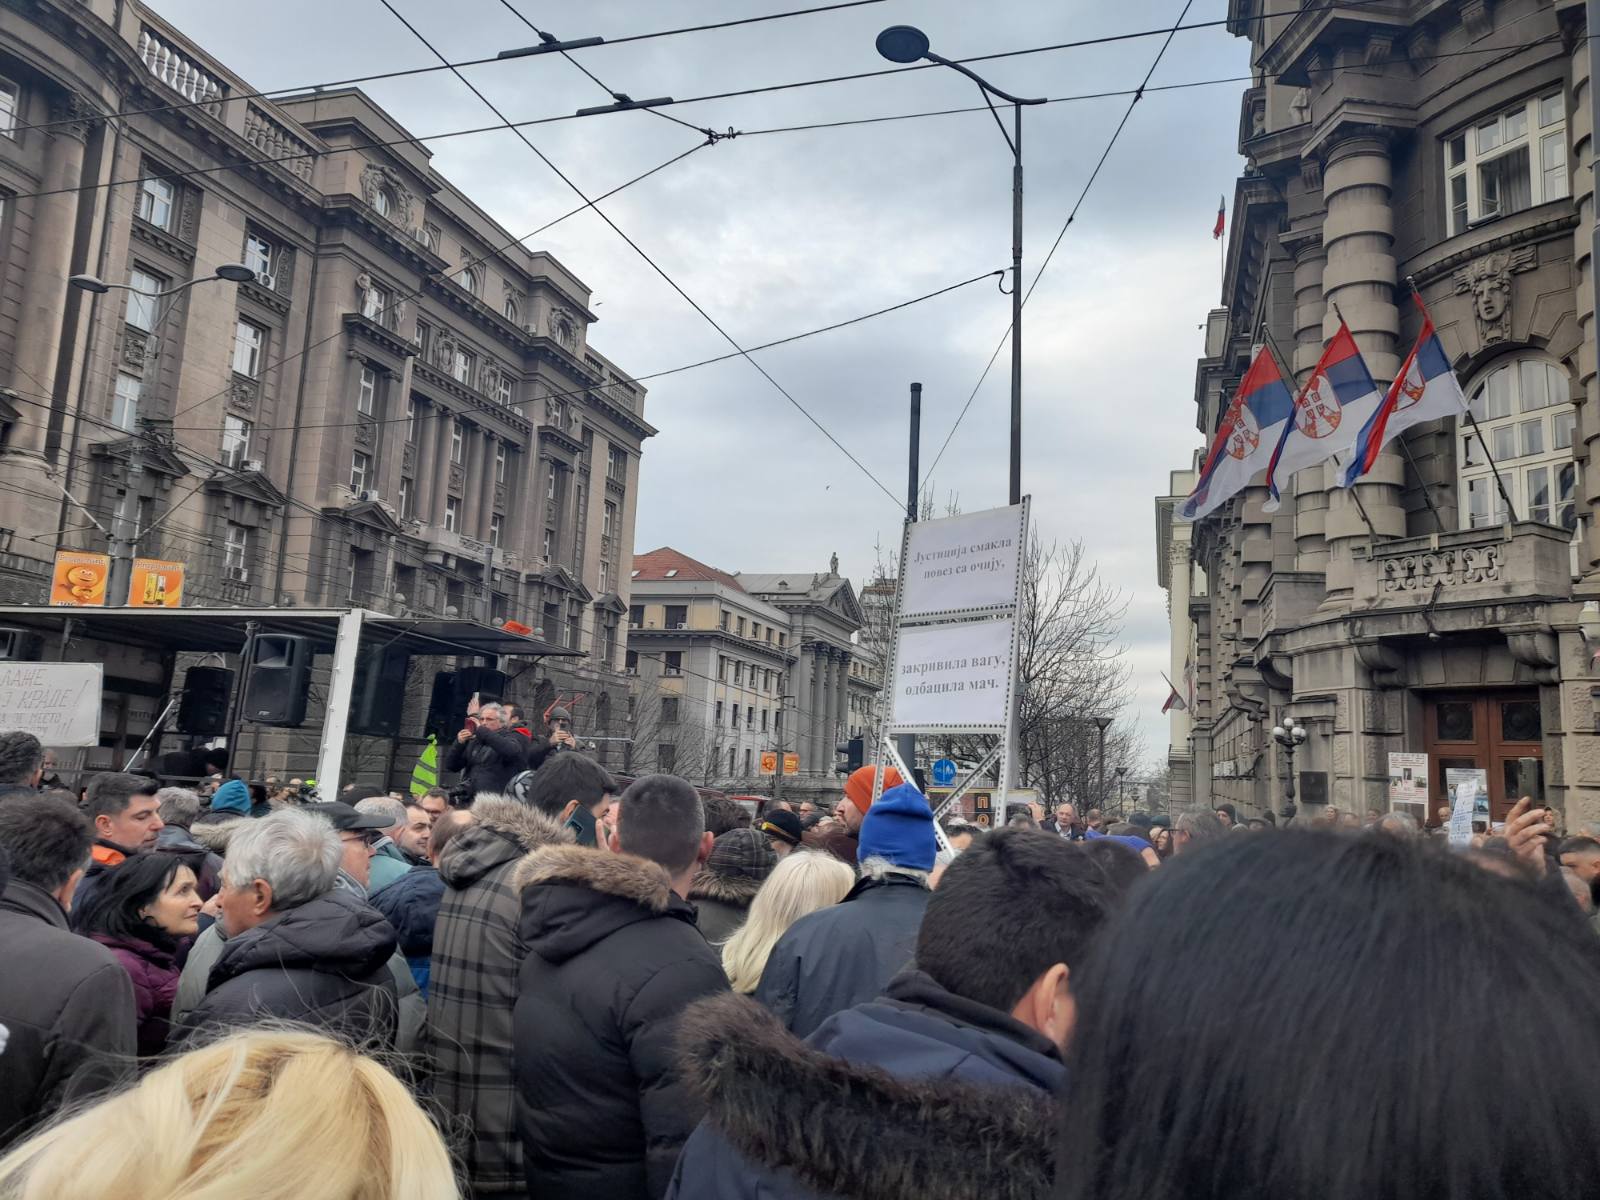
{"left": 624, "top": 684, "right": 712, "bottom": 782}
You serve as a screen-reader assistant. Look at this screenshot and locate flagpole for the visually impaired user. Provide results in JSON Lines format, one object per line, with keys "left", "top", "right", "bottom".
{"left": 1258, "top": 320, "right": 1383, "bottom": 542}
{"left": 1404, "top": 276, "right": 1518, "bottom": 524}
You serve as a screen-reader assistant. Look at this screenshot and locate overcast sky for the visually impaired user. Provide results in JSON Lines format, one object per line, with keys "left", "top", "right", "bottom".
{"left": 150, "top": 0, "right": 1248, "bottom": 768}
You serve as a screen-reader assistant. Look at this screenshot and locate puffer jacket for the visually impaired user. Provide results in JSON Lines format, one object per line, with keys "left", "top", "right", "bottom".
{"left": 371, "top": 863, "right": 445, "bottom": 995}
{"left": 665, "top": 972, "right": 1062, "bottom": 1200}
{"left": 753, "top": 872, "right": 931, "bottom": 1037}
{"left": 443, "top": 725, "right": 530, "bottom": 800}
{"left": 688, "top": 870, "right": 761, "bottom": 946}
{"left": 426, "top": 796, "right": 572, "bottom": 1196}
{"left": 513, "top": 845, "right": 730, "bottom": 1200}
{"left": 171, "top": 887, "right": 399, "bottom": 1049}
{"left": 89, "top": 933, "right": 182, "bottom": 1057}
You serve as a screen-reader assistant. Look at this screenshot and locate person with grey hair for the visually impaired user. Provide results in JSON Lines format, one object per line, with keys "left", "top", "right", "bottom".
{"left": 1373, "top": 811, "right": 1421, "bottom": 839}
{"left": 443, "top": 700, "right": 529, "bottom": 802}
{"left": 153, "top": 786, "right": 224, "bottom": 899}
{"left": 355, "top": 795, "right": 419, "bottom": 891}
{"left": 0, "top": 731, "right": 43, "bottom": 789}
{"left": 1174, "top": 810, "right": 1227, "bottom": 855}
{"left": 171, "top": 808, "right": 400, "bottom": 1048}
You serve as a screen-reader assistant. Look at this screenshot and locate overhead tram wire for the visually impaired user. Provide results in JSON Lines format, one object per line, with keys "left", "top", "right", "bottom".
{"left": 378, "top": 0, "right": 904, "bottom": 510}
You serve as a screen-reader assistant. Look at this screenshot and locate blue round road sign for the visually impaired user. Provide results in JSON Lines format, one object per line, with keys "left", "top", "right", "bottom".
{"left": 932, "top": 758, "right": 957, "bottom": 787}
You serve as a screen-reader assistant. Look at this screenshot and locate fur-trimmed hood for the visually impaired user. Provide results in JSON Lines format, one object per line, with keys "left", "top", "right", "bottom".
{"left": 515, "top": 844, "right": 698, "bottom": 965}
{"left": 438, "top": 795, "right": 571, "bottom": 888}
{"left": 687, "top": 869, "right": 762, "bottom": 908}
{"left": 675, "top": 990, "right": 1058, "bottom": 1200}
{"left": 189, "top": 813, "right": 247, "bottom": 852}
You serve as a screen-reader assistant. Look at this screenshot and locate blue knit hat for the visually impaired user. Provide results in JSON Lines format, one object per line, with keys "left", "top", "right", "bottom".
{"left": 857, "top": 782, "right": 937, "bottom": 872}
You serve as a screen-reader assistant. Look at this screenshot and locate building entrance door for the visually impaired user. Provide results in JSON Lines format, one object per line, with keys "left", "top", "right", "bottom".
{"left": 1421, "top": 691, "right": 1543, "bottom": 825}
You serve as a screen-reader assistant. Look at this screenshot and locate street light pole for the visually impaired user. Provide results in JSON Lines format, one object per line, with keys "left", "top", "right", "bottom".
{"left": 1092, "top": 714, "right": 1112, "bottom": 812}
{"left": 1272, "top": 714, "right": 1308, "bottom": 822}
{"left": 875, "top": 27, "right": 1045, "bottom": 506}
{"left": 1115, "top": 764, "right": 1128, "bottom": 819}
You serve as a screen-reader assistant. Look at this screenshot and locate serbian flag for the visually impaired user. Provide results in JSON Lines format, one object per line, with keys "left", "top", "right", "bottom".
{"left": 1177, "top": 345, "right": 1294, "bottom": 522}
{"left": 1213, "top": 195, "right": 1225, "bottom": 239}
{"left": 1338, "top": 298, "right": 1466, "bottom": 488}
{"left": 1262, "top": 322, "right": 1384, "bottom": 512}
{"left": 1161, "top": 673, "right": 1188, "bottom": 713}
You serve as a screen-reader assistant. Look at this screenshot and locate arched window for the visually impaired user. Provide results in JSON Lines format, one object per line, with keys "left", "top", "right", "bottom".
{"left": 372, "top": 187, "right": 393, "bottom": 218}
{"left": 503, "top": 296, "right": 519, "bottom": 323}
{"left": 454, "top": 262, "right": 481, "bottom": 298}
{"left": 1459, "top": 354, "right": 1576, "bottom": 529}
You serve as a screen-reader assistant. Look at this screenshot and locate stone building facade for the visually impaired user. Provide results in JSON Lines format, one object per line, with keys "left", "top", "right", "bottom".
{"left": 1174, "top": 0, "right": 1600, "bottom": 826}
{"left": 0, "top": 0, "right": 650, "bottom": 751}
{"left": 625, "top": 547, "right": 874, "bottom": 798}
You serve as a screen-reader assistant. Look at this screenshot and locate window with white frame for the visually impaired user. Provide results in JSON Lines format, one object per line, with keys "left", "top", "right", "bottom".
{"left": 494, "top": 442, "right": 506, "bottom": 483}
{"left": 243, "top": 233, "right": 273, "bottom": 280}
{"left": 542, "top": 528, "right": 553, "bottom": 562}
{"left": 546, "top": 469, "right": 557, "bottom": 501}
{"left": 112, "top": 373, "right": 141, "bottom": 432}
{"left": 372, "top": 187, "right": 393, "bottom": 218}
{"left": 125, "top": 268, "right": 165, "bottom": 332}
{"left": 503, "top": 295, "right": 518, "bottom": 323}
{"left": 405, "top": 396, "right": 418, "bottom": 443}
{"left": 1445, "top": 90, "right": 1568, "bottom": 236}
{"left": 350, "top": 450, "right": 372, "bottom": 493}
{"left": 489, "top": 513, "right": 503, "bottom": 548}
{"left": 444, "top": 495, "right": 459, "bottom": 532}
{"left": 454, "top": 262, "right": 481, "bottom": 297}
{"left": 497, "top": 373, "right": 514, "bottom": 407}
{"left": 603, "top": 501, "right": 615, "bottom": 538}
{"left": 599, "top": 559, "right": 611, "bottom": 592}
{"left": 0, "top": 78, "right": 17, "bottom": 138}
{"left": 450, "top": 420, "right": 464, "bottom": 464}
{"left": 607, "top": 445, "right": 627, "bottom": 482}
{"left": 231, "top": 318, "right": 264, "bottom": 378}
{"left": 1460, "top": 355, "right": 1577, "bottom": 531}
{"left": 224, "top": 522, "right": 251, "bottom": 581}
{"left": 452, "top": 346, "right": 474, "bottom": 385}
{"left": 356, "top": 366, "right": 377, "bottom": 416}
{"left": 397, "top": 476, "right": 412, "bottom": 519}
{"left": 221, "top": 413, "right": 252, "bottom": 469}
{"left": 546, "top": 397, "right": 563, "bottom": 426}
{"left": 361, "top": 281, "right": 389, "bottom": 324}
{"left": 136, "top": 175, "right": 175, "bottom": 231}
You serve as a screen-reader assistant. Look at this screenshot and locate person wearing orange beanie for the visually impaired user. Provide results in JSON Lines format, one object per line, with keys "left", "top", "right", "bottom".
{"left": 817, "top": 766, "right": 904, "bottom": 864}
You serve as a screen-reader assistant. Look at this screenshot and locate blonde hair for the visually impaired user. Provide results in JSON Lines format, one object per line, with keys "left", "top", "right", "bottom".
{"left": 0, "top": 1030, "right": 458, "bottom": 1200}
{"left": 721, "top": 850, "right": 856, "bottom": 993}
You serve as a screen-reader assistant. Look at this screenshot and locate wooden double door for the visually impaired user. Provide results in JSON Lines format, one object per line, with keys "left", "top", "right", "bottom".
{"left": 1421, "top": 691, "right": 1543, "bottom": 825}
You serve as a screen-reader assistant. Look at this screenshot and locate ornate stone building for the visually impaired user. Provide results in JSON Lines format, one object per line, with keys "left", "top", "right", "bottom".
{"left": 0, "top": 0, "right": 651, "bottom": 745}
{"left": 1174, "top": 0, "right": 1600, "bottom": 825}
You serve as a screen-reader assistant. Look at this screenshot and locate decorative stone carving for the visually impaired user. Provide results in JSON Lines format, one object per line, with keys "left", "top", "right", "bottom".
{"left": 178, "top": 189, "right": 200, "bottom": 244}
{"left": 1453, "top": 248, "right": 1536, "bottom": 345}
{"left": 402, "top": 444, "right": 415, "bottom": 473}
{"left": 358, "top": 163, "right": 416, "bottom": 229}
{"left": 1300, "top": 155, "right": 1323, "bottom": 192}
{"left": 549, "top": 307, "right": 577, "bottom": 349}
{"left": 1380, "top": 546, "right": 1501, "bottom": 593}
{"left": 1460, "top": 0, "right": 1494, "bottom": 38}
{"left": 418, "top": 222, "right": 440, "bottom": 253}
{"left": 122, "top": 329, "right": 151, "bottom": 369}
{"left": 449, "top": 463, "right": 465, "bottom": 492}
{"left": 494, "top": 482, "right": 507, "bottom": 509}
{"left": 355, "top": 419, "right": 375, "bottom": 448}
{"left": 432, "top": 331, "right": 458, "bottom": 373}
{"left": 228, "top": 377, "right": 258, "bottom": 414}
{"left": 481, "top": 361, "right": 500, "bottom": 398}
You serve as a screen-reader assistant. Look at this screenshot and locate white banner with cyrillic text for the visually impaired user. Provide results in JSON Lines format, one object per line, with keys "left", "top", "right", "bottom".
{"left": 0, "top": 662, "right": 102, "bottom": 746}
{"left": 889, "top": 618, "right": 1013, "bottom": 730}
{"left": 899, "top": 504, "right": 1025, "bottom": 619}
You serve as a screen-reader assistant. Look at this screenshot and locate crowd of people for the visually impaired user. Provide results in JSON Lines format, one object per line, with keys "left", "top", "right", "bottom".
{"left": 0, "top": 718, "right": 1598, "bottom": 1199}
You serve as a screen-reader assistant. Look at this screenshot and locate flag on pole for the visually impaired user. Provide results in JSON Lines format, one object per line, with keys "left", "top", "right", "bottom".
{"left": 1213, "top": 195, "right": 1226, "bottom": 240}
{"left": 1177, "top": 345, "right": 1294, "bottom": 522}
{"left": 1262, "top": 321, "right": 1384, "bottom": 512}
{"left": 1160, "top": 672, "right": 1188, "bottom": 714}
{"left": 1337, "top": 297, "right": 1466, "bottom": 488}
{"left": 1182, "top": 651, "right": 1195, "bottom": 710}
{"left": 409, "top": 734, "right": 439, "bottom": 796}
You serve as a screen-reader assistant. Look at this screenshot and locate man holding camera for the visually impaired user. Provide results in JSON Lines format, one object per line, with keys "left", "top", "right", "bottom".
{"left": 443, "top": 701, "right": 529, "bottom": 804}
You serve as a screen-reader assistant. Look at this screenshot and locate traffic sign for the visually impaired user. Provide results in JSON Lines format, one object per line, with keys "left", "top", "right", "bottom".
{"left": 932, "top": 758, "right": 957, "bottom": 786}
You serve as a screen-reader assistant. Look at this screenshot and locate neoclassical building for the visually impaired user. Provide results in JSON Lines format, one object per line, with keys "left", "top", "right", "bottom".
{"left": 0, "top": 0, "right": 650, "bottom": 750}
{"left": 1170, "top": 0, "right": 1600, "bottom": 825}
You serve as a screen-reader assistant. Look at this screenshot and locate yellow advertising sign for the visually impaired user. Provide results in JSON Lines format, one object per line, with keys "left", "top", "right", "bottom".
{"left": 759, "top": 752, "right": 802, "bottom": 776}
{"left": 50, "top": 551, "right": 110, "bottom": 607}
{"left": 127, "top": 559, "right": 185, "bottom": 608}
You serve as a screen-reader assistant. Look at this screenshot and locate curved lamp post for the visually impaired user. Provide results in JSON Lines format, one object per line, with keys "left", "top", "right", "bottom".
{"left": 875, "top": 25, "right": 1045, "bottom": 507}
{"left": 1271, "top": 715, "right": 1308, "bottom": 821}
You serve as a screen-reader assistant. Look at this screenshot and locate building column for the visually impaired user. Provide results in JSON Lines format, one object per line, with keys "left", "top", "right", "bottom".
{"left": 1318, "top": 131, "right": 1405, "bottom": 609}
{"left": 462, "top": 426, "right": 484, "bottom": 532}
{"left": 435, "top": 411, "right": 455, "bottom": 523}
{"left": 809, "top": 643, "right": 826, "bottom": 773}
{"left": 1572, "top": 20, "right": 1600, "bottom": 584}
{"left": 414, "top": 401, "right": 438, "bottom": 519}
{"left": 479, "top": 433, "right": 497, "bottom": 541}
{"left": 8, "top": 101, "right": 90, "bottom": 455}
{"left": 835, "top": 651, "right": 850, "bottom": 745}
{"left": 1286, "top": 224, "right": 1330, "bottom": 573}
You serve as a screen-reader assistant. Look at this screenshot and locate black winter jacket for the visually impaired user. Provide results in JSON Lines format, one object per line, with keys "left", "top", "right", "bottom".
{"left": 172, "top": 888, "right": 399, "bottom": 1048}
{"left": 688, "top": 869, "right": 761, "bottom": 946}
{"left": 371, "top": 864, "right": 446, "bottom": 996}
{"left": 443, "top": 725, "right": 529, "bottom": 799}
{"left": 666, "top": 971, "right": 1063, "bottom": 1200}
{"left": 0, "top": 882, "right": 136, "bottom": 1150}
{"left": 512, "top": 845, "right": 730, "bottom": 1200}
{"left": 753, "top": 872, "right": 930, "bottom": 1038}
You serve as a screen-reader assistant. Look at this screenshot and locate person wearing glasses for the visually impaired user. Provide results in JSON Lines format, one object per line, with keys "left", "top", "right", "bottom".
{"left": 444, "top": 700, "right": 532, "bottom": 804}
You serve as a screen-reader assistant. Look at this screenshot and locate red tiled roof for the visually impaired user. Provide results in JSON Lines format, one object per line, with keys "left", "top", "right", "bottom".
{"left": 632, "top": 548, "right": 746, "bottom": 592}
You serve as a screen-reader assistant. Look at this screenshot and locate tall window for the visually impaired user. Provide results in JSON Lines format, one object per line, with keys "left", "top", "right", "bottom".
{"left": 452, "top": 347, "right": 474, "bottom": 385}
{"left": 494, "top": 442, "right": 507, "bottom": 483}
{"left": 657, "top": 744, "right": 677, "bottom": 773}
{"left": 224, "top": 522, "right": 251, "bottom": 580}
{"left": 542, "top": 528, "right": 553, "bottom": 562}
{"left": 221, "top": 414, "right": 252, "bottom": 469}
{"left": 1460, "top": 355, "right": 1576, "bottom": 530}
{"left": 498, "top": 373, "right": 514, "bottom": 407}
{"left": 599, "top": 559, "right": 611, "bottom": 592}
{"left": 405, "top": 396, "right": 418, "bottom": 442}
{"left": 1445, "top": 90, "right": 1568, "bottom": 236}
{"left": 444, "top": 495, "right": 459, "bottom": 532}
{"left": 361, "top": 281, "right": 389, "bottom": 323}
{"left": 111, "top": 373, "right": 141, "bottom": 432}
{"left": 664, "top": 651, "right": 683, "bottom": 676}
{"left": 0, "top": 79, "right": 17, "bottom": 138}
{"left": 356, "top": 367, "right": 377, "bottom": 416}
{"left": 546, "top": 397, "right": 565, "bottom": 427}
{"left": 125, "top": 268, "right": 165, "bottom": 332}
{"left": 603, "top": 501, "right": 616, "bottom": 537}
{"left": 231, "top": 319, "right": 264, "bottom": 378}
{"left": 662, "top": 698, "right": 680, "bottom": 725}
{"left": 503, "top": 295, "right": 519, "bottom": 323}
{"left": 607, "top": 445, "right": 627, "bottom": 481}
{"left": 450, "top": 420, "right": 464, "bottom": 464}
{"left": 350, "top": 450, "right": 371, "bottom": 493}
{"left": 489, "top": 513, "right": 503, "bottom": 548}
{"left": 243, "top": 233, "right": 273, "bottom": 279}
{"left": 136, "top": 175, "right": 174, "bottom": 230}
{"left": 454, "top": 263, "right": 481, "bottom": 297}
{"left": 371, "top": 187, "right": 393, "bottom": 218}
{"left": 397, "top": 476, "right": 412, "bottom": 519}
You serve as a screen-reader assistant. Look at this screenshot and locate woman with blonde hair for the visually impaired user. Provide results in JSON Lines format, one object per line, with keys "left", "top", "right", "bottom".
{"left": 0, "top": 1030, "right": 458, "bottom": 1199}
{"left": 722, "top": 850, "right": 855, "bottom": 994}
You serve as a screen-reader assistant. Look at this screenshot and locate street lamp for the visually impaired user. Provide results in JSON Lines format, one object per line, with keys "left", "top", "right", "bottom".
{"left": 875, "top": 26, "right": 1045, "bottom": 507}
{"left": 69, "top": 262, "right": 256, "bottom": 296}
{"left": 1092, "top": 714, "right": 1113, "bottom": 811}
{"left": 1115, "top": 764, "right": 1128, "bottom": 818}
{"left": 1271, "top": 714, "right": 1308, "bottom": 822}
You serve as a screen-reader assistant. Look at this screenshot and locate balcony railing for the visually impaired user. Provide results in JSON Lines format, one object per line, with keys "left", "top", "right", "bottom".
{"left": 138, "top": 30, "right": 227, "bottom": 118}
{"left": 242, "top": 104, "right": 316, "bottom": 183}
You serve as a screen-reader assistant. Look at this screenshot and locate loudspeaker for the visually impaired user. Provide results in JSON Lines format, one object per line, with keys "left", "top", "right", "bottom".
{"left": 177, "top": 666, "right": 234, "bottom": 735}
{"left": 423, "top": 666, "right": 507, "bottom": 740}
{"left": 243, "top": 634, "right": 311, "bottom": 727}
{"left": 350, "top": 646, "right": 411, "bottom": 737}
{"left": 0, "top": 626, "right": 41, "bottom": 661}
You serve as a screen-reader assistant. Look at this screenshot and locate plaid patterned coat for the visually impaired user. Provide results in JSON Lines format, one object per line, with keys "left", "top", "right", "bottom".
{"left": 426, "top": 796, "right": 572, "bottom": 1195}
